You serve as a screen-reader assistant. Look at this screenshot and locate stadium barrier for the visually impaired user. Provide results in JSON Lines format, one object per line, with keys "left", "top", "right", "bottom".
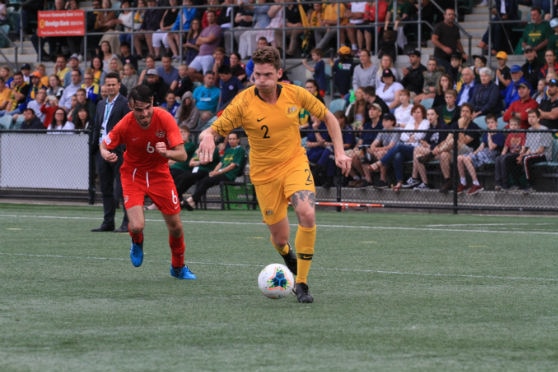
{"left": 2, "top": 129, "right": 558, "bottom": 213}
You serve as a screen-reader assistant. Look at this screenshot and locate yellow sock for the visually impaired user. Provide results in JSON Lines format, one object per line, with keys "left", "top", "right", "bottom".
{"left": 270, "top": 236, "right": 289, "bottom": 256}
{"left": 294, "top": 225, "right": 316, "bottom": 284}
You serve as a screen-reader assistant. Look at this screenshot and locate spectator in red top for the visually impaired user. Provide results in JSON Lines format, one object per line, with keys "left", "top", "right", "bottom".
{"left": 201, "top": 0, "right": 222, "bottom": 29}
{"left": 364, "top": 0, "right": 389, "bottom": 52}
{"left": 503, "top": 81, "right": 538, "bottom": 129}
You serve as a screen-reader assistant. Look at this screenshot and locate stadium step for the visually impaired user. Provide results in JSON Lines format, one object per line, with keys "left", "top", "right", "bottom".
{"left": 0, "top": 3, "right": 529, "bottom": 79}
{"left": 0, "top": 39, "right": 41, "bottom": 67}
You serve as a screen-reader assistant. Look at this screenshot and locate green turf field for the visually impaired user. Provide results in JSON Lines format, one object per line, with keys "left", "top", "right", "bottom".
{"left": 1, "top": 203, "right": 557, "bottom": 371}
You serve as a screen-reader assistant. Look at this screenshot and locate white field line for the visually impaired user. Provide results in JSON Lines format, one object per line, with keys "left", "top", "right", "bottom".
{"left": 1, "top": 213, "right": 558, "bottom": 282}
{"left": 1, "top": 213, "right": 558, "bottom": 236}
{"left": 0, "top": 251, "right": 556, "bottom": 283}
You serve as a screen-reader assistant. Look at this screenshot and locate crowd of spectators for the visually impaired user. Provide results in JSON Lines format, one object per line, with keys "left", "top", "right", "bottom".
{"left": 2, "top": 1, "right": 558, "bottom": 197}
{"left": 4, "top": 0, "right": 456, "bottom": 62}
{"left": 2, "top": 0, "right": 558, "bottom": 61}
{"left": 300, "top": 5, "right": 558, "bottom": 194}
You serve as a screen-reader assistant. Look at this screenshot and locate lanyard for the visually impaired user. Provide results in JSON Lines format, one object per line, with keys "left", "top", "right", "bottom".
{"left": 99, "top": 96, "right": 117, "bottom": 144}
{"left": 103, "top": 98, "right": 115, "bottom": 126}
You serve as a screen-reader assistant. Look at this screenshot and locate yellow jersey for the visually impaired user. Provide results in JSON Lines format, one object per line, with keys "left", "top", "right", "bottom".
{"left": 211, "top": 83, "right": 327, "bottom": 184}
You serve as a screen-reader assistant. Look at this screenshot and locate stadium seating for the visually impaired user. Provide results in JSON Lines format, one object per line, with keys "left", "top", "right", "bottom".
{"left": 328, "top": 98, "right": 346, "bottom": 113}
{"left": 218, "top": 154, "right": 256, "bottom": 210}
{"left": 420, "top": 98, "right": 434, "bottom": 109}
{"left": 473, "top": 115, "right": 487, "bottom": 129}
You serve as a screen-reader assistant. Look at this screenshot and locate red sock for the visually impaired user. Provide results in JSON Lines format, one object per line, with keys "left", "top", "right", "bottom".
{"left": 130, "top": 231, "right": 143, "bottom": 245}
{"left": 169, "top": 234, "right": 185, "bottom": 268}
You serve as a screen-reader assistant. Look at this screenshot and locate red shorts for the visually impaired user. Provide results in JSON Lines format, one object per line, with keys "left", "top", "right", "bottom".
{"left": 120, "top": 167, "right": 181, "bottom": 215}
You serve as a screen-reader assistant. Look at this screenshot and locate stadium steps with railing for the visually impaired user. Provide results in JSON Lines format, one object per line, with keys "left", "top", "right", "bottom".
{"left": 0, "top": 38, "right": 43, "bottom": 68}
{"left": 459, "top": 3, "right": 530, "bottom": 65}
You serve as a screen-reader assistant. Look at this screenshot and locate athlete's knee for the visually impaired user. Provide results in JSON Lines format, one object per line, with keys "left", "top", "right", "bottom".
{"left": 297, "top": 212, "right": 315, "bottom": 228}
{"left": 128, "top": 222, "right": 144, "bottom": 234}
{"left": 295, "top": 204, "right": 315, "bottom": 227}
{"left": 270, "top": 233, "right": 288, "bottom": 247}
{"left": 268, "top": 218, "right": 290, "bottom": 246}
{"left": 291, "top": 191, "right": 315, "bottom": 225}
{"left": 167, "top": 222, "right": 183, "bottom": 237}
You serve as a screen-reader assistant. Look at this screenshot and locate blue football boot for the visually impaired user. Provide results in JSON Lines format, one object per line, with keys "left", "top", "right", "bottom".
{"left": 130, "top": 242, "right": 144, "bottom": 267}
{"left": 170, "top": 265, "right": 197, "bottom": 280}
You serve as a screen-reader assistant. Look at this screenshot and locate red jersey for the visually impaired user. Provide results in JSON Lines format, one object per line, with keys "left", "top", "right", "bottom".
{"left": 503, "top": 97, "right": 539, "bottom": 129}
{"left": 103, "top": 107, "right": 183, "bottom": 173}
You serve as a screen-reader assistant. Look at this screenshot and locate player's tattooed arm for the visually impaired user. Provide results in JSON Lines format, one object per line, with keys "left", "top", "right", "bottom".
{"left": 291, "top": 190, "right": 316, "bottom": 208}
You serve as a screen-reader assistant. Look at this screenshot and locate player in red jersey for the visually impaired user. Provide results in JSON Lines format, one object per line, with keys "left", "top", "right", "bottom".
{"left": 99, "top": 84, "right": 196, "bottom": 280}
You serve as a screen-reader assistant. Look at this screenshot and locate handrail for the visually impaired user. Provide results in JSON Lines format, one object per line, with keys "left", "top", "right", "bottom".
{"left": 0, "top": 26, "right": 18, "bottom": 70}
{"left": 22, "top": 1, "right": 473, "bottom": 67}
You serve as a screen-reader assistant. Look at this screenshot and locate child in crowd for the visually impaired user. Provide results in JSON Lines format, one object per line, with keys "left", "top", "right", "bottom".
{"left": 121, "top": 63, "right": 138, "bottom": 94}
{"left": 456, "top": 114, "right": 506, "bottom": 195}
{"left": 161, "top": 91, "right": 180, "bottom": 116}
{"left": 508, "top": 109, "right": 554, "bottom": 192}
{"left": 211, "top": 47, "right": 229, "bottom": 79}
{"left": 414, "top": 57, "right": 441, "bottom": 104}
{"left": 494, "top": 116, "right": 525, "bottom": 191}
{"left": 170, "top": 63, "right": 194, "bottom": 98}
{"left": 302, "top": 48, "right": 327, "bottom": 97}
{"left": 532, "top": 78, "right": 548, "bottom": 103}
{"left": 367, "top": 113, "right": 400, "bottom": 188}
{"left": 330, "top": 46, "right": 355, "bottom": 98}
{"left": 217, "top": 64, "right": 244, "bottom": 112}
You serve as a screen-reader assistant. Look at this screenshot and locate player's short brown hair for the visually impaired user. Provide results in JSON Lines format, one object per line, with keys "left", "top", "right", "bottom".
{"left": 252, "top": 46, "right": 281, "bottom": 71}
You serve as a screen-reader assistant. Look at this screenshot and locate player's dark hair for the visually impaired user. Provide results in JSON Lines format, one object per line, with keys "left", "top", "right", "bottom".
{"left": 128, "top": 84, "right": 153, "bottom": 104}
{"left": 105, "top": 71, "right": 121, "bottom": 83}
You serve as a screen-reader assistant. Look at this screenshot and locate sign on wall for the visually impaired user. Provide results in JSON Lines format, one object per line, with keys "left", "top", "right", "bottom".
{"left": 37, "top": 10, "right": 86, "bottom": 37}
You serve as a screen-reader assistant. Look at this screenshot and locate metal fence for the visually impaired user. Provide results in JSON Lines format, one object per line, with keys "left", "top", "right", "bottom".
{"left": 1, "top": 128, "right": 558, "bottom": 213}
{"left": 6, "top": 1, "right": 458, "bottom": 67}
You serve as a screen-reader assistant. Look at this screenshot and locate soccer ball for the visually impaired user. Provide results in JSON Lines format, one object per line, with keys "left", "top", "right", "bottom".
{"left": 257, "top": 263, "right": 295, "bottom": 299}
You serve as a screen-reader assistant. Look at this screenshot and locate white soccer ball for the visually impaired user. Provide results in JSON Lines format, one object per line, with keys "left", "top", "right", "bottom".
{"left": 257, "top": 263, "right": 295, "bottom": 299}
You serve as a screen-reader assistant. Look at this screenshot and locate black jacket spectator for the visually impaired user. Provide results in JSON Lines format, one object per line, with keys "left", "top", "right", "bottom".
{"left": 401, "top": 64, "right": 427, "bottom": 95}
{"left": 331, "top": 48, "right": 356, "bottom": 97}
{"left": 522, "top": 48, "right": 543, "bottom": 90}
{"left": 20, "top": 109, "right": 44, "bottom": 130}
{"left": 142, "top": 71, "right": 169, "bottom": 107}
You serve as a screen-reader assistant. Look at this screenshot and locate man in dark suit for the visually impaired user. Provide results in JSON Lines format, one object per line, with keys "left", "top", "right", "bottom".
{"left": 91, "top": 72, "right": 131, "bottom": 232}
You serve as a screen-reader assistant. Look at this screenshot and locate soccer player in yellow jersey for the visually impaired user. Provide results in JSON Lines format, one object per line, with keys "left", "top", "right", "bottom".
{"left": 198, "top": 47, "right": 352, "bottom": 303}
